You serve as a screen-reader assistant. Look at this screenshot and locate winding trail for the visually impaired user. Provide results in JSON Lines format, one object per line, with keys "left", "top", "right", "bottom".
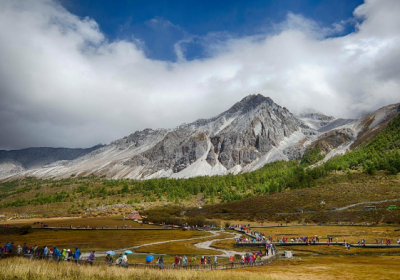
{"left": 194, "top": 231, "right": 243, "bottom": 257}
{"left": 127, "top": 230, "right": 218, "bottom": 251}
{"left": 334, "top": 198, "right": 400, "bottom": 211}
{"left": 82, "top": 230, "right": 246, "bottom": 258}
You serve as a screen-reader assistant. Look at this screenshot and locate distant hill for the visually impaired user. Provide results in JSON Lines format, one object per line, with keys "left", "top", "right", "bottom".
{"left": 0, "top": 145, "right": 104, "bottom": 178}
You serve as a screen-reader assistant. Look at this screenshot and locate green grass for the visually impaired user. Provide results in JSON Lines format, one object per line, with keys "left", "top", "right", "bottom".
{"left": 184, "top": 171, "right": 400, "bottom": 223}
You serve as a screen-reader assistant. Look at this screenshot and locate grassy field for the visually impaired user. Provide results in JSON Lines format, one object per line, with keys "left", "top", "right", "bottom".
{"left": 187, "top": 172, "right": 400, "bottom": 224}
{"left": 245, "top": 255, "right": 400, "bottom": 280}
{"left": 0, "top": 228, "right": 209, "bottom": 252}
{"left": 0, "top": 216, "right": 159, "bottom": 228}
{"left": 257, "top": 225, "right": 400, "bottom": 244}
{"left": 135, "top": 232, "right": 232, "bottom": 255}
{"left": 1, "top": 172, "right": 399, "bottom": 226}
{"left": 277, "top": 245, "right": 400, "bottom": 256}
{"left": 211, "top": 226, "right": 400, "bottom": 256}
{"left": 1, "top": 255, "right": 400, "bottom": 280}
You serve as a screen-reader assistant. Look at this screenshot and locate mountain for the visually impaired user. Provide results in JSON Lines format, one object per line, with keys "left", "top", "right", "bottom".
{"left": 0, "top": 145, "right": 104, "bottom": 178}
{"left": 0, "top": 94, "right": 398, "bottom": 180}
{"left": 297, "top": 108, "right": 336, "bottom": 130}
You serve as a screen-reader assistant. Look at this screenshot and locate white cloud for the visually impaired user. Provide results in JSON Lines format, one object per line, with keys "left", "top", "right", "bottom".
{"left": 0, "top": 0, "right": 399, "bottom": 150}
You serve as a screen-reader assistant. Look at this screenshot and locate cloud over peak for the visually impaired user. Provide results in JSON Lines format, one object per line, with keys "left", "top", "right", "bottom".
{"left": 0, "top": 0, "right": 399, "bottom": 150}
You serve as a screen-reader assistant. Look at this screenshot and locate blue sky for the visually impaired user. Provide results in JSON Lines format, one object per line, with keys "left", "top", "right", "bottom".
{"left": 60, "top": 0, "right": 364, "bottom": 61}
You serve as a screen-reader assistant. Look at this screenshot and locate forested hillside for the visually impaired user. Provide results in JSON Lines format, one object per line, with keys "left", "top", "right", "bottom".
{"left": 0, "top": 115, "right": 399, "bottom": 216}
{"left": 325, "top": 115, "right": 400, "bottom": 174}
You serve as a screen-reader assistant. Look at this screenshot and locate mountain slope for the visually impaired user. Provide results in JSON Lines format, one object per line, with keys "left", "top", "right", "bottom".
{"left": 0, "top": 145, "right": 103, "bottom": 178}
{"left": 1, "top": 95, "right": 313, "bottom": 179}
{"left": 0, "top": 95, "right": 398, "bottom": 180}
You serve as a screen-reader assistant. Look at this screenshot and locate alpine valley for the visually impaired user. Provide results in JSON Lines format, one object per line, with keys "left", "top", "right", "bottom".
{"left": 1, "top": 94, "right": 399, "bottom": 180}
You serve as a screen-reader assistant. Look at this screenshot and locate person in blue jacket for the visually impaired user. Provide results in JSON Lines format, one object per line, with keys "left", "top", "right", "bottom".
{"left": 74, "top": 248, "right": 81, "bottom": 265}
{"left": 53, "top": 246, "right": 61, "bottom": 260}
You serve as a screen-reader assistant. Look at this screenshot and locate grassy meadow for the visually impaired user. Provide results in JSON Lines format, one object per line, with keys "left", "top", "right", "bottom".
{"left": 0, "top": 227, "right": 210, "bottom": 252}
{"left": 186, "top": 171, "right": 400, "bottom": 223}
{"left": 210, "top": 226, "right": 400, "bottom": 255}
{"left": 1, "top": 255, "right": 400, "bottom": 280}
{"left": 257, "top": 225, "right": 400, "bottom": 244}
{"left": 135, "top": 232, "right": 232, "bottom": 255}
{"left": 0, "top": 216, "right": 160, "bottom": 228}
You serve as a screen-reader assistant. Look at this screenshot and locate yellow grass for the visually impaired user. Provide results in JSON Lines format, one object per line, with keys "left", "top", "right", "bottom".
{"left": 0, "top": 216, "right": 159, "bottom": 228}
{"left": 136, "top": 232, "right": 232, "bottom": 255}
{"left": 255, "top": 255, "right": 400, "bottom": 280}
{"left": 257, "top": 225, "right": 400, "bottom": 244}
{"left": 0, "top": 228, "right": 209, "bottom": 252}
{"left": 278, "top": 244, "right": 400, "bottom": 256}
{"left": 0, "top": 258, "right": 279, "bottom": 280}
{"left": 1, "top": 255, "right": 400, "bottom": 280}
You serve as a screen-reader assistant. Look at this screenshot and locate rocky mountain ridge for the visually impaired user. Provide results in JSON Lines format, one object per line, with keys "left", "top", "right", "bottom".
{"left": 0, "top": 95, "right": 398, "bottom": 180}
{"left": 0, "top": 145, "right": 104, "bottom": 178}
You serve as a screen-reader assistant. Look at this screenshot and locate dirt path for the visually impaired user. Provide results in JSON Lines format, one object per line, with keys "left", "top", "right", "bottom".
{"left": 334, "top": 198, "right": 400, "bottom": 211}
{"left": 82, "top": 230, "right": 247, "bottom": 258}
{"left": 194, "top": 231, "right": 243, "bottom": 257}
{"left": 82, "top": 230, "right": 219, "bottom": 257}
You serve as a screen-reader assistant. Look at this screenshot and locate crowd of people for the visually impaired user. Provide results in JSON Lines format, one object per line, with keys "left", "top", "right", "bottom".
{"left": 232, "top": 226, "right": 400, "bottom": 248}
{"left": 0, "top": 242, "right": 82, "bottom": 262}
{"left": 0, "top": 240, "right": 264, "bottom": 270}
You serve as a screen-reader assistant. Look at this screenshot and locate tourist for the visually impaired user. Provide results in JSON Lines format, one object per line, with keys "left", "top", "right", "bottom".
{"left": 10, "top": 242, "right": 15, "bottom": 254}
{"left": 116, "top": 254, "right": 123, "bottom": 265}
{"left": 43, "top": 246, "right": 48, "bottom": 257}
{"left": 159, "top": 256, "right": 164, "bottom": 269}
{"left": 4, "top": 242, "right": 11, "bottom": 254}
{"left": 32, "top": 245, "right": 38, "bottom": 255}
{"left": 87, "top": 251, "right": 95, "bottom": 265}
{"left": 122, "top": 253, "right": 128, "bottom": 267}
{"left": 105, "top": 254, "right": 112, "bottom": 265}
{"left": 61, "top": 249, "right": 67, "bottom": 261}
{"left": 53, "top": 246, "right": 61, "bottom": 260}
{"left": 74, "top": 248, "right": 81, "bottom": 265}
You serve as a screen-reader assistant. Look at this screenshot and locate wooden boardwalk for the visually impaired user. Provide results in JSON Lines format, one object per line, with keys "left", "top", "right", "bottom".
{"left": 232, "top": 228, "right": 400, "bottom": 248}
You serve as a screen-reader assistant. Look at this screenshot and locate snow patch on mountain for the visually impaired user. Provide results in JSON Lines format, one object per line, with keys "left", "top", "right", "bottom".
{"left": 323, "top": 143, "right": 352, "bottom": 162}
{"left": 243, "top": 129, "right": 307, "bottom": 172}
{"left": 170, "top": 138, "right": 227, "bottom": 179}
{"left": 253, "top": 121, "right": 262, "bottom": 136}
{"left": 229, "top": 165, "right": 243, "bottom": 175}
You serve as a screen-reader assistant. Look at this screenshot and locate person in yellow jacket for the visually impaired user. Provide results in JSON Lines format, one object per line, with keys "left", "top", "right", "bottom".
{"left": 61, "top": 249, "right": 67, "bottom": 261}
